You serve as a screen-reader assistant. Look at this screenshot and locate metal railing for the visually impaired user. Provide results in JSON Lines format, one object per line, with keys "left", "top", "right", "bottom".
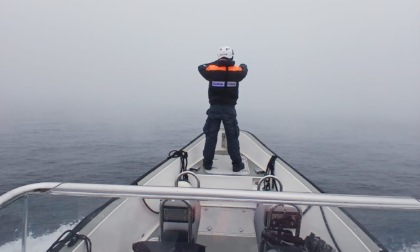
{"left": 1, "top": 182, "right": 420, "bottom": 210}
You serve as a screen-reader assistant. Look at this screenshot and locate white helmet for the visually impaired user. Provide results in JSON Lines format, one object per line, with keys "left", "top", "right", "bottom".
{"left": 217, "top": 46, "right": 234, "bottom": 59}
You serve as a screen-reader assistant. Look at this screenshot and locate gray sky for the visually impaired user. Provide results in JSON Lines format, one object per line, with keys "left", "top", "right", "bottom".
{"left": 1, "top": 0, "right": 419, "bottom": 124}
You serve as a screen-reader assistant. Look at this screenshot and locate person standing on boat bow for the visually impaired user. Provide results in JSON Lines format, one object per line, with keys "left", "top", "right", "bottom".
{"left": 198, "top": 46, "right": 248, "bottom": 172}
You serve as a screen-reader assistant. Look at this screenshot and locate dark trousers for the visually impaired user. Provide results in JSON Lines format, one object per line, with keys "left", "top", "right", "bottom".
{"left": 202, "top": 105, "right": 242, "bottom": 168}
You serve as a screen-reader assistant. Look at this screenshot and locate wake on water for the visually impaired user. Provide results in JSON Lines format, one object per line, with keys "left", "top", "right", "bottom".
{"left": 0, "top": 222, "right": 418, "bottom": 252}
{"left": 399, "top": 244, "right": 420, "bottom": 252}
{"left": 0, "top": 222, "right": 78, "bottom": 252}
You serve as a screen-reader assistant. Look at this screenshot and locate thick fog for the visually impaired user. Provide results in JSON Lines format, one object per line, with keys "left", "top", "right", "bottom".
{"left": 1, "top": 0, "right": 419, "bottom": 125}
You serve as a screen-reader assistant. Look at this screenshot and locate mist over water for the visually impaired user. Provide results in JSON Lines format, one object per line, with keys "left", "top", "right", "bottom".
{"left": 1, "top": 0, "right": 419, "bottom": 251}
{"left": 1, "top": 0, "right": 420, "bottom": 127}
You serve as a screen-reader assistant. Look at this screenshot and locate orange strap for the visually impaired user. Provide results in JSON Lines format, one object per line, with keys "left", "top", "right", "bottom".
{"left": 206, "top": 65, "right": 243, "bottom": 72}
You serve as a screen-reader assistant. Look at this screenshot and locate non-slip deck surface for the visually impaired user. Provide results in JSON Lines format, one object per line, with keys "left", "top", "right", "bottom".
{"left": 204, "top": 154, "right": 250, "bottom": 175}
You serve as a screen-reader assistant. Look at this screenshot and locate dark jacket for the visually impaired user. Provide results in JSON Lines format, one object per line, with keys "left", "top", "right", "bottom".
{"left": 198, "top": 59, "right": 248, "bottom": 105}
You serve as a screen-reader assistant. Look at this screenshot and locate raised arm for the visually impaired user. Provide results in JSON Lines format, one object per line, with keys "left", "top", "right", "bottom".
{"left": 237, "top": 64, "right": 248, "bottom": 81}
{"left": 198, "top": 63, "right": 211, "bottom": 81}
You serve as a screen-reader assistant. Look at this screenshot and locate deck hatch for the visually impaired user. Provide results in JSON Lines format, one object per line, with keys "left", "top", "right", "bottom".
{"left": 199, "top": 207, "right": 255, "bottom": 237}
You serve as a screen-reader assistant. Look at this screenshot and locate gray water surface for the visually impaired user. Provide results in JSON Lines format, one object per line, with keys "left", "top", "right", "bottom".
{"left": 0, "top": 114, "right": 419, "bottom": 251}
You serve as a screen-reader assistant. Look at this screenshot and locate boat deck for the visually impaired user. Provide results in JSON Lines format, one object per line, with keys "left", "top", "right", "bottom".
{"left": 197, "top": 206, "right": 258, "bottom": 252}
{"left": 145, "top": 206, "right": 259, "bottom": 252}
{"left": 197, "top": 235, "right": 258, "bottom": 252}
{"left": 191, "top": 151, "right": 263, "bottom": 177}
{"left": 0, "top": 130, "right": 406, "bottom": 252}
{"left": 185, "top": 152, "right": 267, "bottom": 195}
{"left": 145, "top": 227, "right": 258, "bottom": 252}
{"left": 138, "top": 152, "right": 265, "bottom": 251}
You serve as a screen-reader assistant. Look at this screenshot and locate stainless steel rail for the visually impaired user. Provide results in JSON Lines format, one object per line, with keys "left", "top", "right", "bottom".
{"left": 0, "top": 182, "right": 60, "bottom": 208}
{"left": 1, "top": 182, "right": 420, "bottom": 210}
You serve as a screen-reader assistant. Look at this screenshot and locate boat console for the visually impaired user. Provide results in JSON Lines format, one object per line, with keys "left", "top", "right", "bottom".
{"left": 254, "top": 175, "right": 305, "bottom": 251}
{"left": 160, "top": 199, "right": 201, "bottom": 243}
{"left": 132, "top": 199, "right": 203, "bottom": 252}
{"left": 132, "top": 171, "right": 204, "bottom": 252}
{"left": 161, "top": 171, "right": 202, "bottom": 244}
{"left": 254, "top": 204, "right": 303, "bottom": 252}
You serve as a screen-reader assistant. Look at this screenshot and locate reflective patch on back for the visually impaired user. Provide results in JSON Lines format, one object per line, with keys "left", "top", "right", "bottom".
{"left": 227, "top": 82, "right": 237, "bottom": 87}
{"left": 211, "top": 81, "right": 225, "bottom": 87}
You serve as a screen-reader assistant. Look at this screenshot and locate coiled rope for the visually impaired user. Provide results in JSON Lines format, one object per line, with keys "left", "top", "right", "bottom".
{"left": 47, "top": 229, "right": 92, "bottom": 252}
{"left": 168, "top": 149, "right": 189, "bottom": 181}
{"left": 263, "top": 155, "right": 279, "bottom": 191}
{"left": 142, "top": 149, "right": 190, "bottom": 214}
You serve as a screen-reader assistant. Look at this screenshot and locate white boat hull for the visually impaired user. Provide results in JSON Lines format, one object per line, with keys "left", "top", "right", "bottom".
{"left": 3, "top": 130, "right": 418, "bottom": 251}
{"left": 61, "top": 130, "right": 387, "bottom": 252}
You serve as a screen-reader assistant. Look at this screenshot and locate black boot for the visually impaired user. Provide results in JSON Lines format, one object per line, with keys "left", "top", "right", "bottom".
{"left": 233, "top": 162, "right": 245, "bottom": 172}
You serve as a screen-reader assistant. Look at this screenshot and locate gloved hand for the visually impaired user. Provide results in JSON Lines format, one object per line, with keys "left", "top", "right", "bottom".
{"left": 198, "top": 64, "right": 207, "bottom": 71}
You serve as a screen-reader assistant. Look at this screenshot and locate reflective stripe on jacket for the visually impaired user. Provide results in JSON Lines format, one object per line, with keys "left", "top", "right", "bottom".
{"left": 198, "top": 59, "right": 248, "bottom": 105}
